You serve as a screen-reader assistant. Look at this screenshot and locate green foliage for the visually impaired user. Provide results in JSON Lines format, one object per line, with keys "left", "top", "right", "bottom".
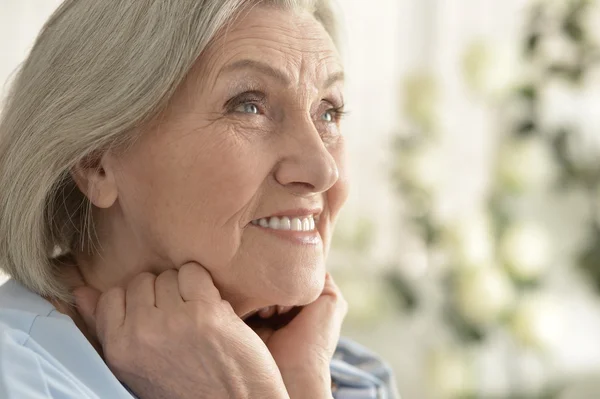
{"left": 391, "top": 0, "right": 600, "bottom": 396}
{"left": 517, "top": 0, "right": 600, "bottom": 289}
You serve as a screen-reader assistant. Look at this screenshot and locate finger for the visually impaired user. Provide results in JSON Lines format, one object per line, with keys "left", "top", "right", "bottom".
{"left": 253, "top": 326, "right": 275, "bottom": 344}
{"left": 95, "top": 287, "right": 126, "bottom": 347}
{"left": 155, "top": 269, "right": 184, "bottom": 309}
{"left": 73, "top": 286, "right": 101, "bottom": 335}
{"left": 126, "top": 272, "right": 157, "bottom": 313}
{"left": 319, "top": 273, "right": 348, "bottom": 328}
{"left": 178, "top": 262, "right": 221, "bottom": 303}
{"left": 286, "top": 273, "right": 347, "bottom": 355}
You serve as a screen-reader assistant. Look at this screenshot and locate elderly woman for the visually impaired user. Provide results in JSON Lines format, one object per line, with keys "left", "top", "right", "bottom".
{"left": 0, "top": 0, "right": 397, "bottom": 398}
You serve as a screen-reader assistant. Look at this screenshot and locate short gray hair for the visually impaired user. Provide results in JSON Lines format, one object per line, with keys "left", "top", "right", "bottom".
{"left": 0, "top": 0, "right": 341, "bottom": 301}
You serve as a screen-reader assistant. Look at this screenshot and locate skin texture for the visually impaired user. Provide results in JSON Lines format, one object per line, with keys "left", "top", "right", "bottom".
{"left": 69, "top": 5, "right": 349, "bottom": 398}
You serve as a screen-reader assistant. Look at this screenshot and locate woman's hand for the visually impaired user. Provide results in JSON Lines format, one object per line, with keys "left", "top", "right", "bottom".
{"left": 252, "top": 273, "right": 348, "bottom": 399}
{"left": 73, "top": 263, "right": 290, "bottom": 399}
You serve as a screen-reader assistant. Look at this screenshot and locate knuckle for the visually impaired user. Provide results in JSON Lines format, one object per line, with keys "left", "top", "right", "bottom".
{"left": 125, "top": 311, "right": 161, "bottom": 346}
{"left": 128, "top": 272, "right": 156, "bottom": 290}
{"left": 324, "top": 288, "right": 348, "bottom": 316}
{"left": 158, "top": 268, "right": 177, "bottom": 278}
{"left": 137, "top": 272, "right": 157, "bottom": 283}
{"left": 180, "top": 262, "right": 209, "bottom": 280}
{"left": 155, "top": 269, "right": 177, "bottom": 284}
{"left": 190, "top": 301, "right": 228, "bottom": 331}
{"left": 97, "top": 286, "right": 123, "bottom": 311}
{"left": 106, "top": 286, "right": 125, "bottom": 297}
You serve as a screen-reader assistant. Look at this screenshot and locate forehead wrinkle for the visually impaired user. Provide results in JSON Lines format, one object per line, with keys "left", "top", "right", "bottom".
{"left": 195, "top": 9, "right": 342, "bottom": 98}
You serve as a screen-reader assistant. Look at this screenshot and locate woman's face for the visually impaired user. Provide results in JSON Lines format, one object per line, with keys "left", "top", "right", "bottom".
{"left": 94, "top": 6, "right": 348, "bottom": 318}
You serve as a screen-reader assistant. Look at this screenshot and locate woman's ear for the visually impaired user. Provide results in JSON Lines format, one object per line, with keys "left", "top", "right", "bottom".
{"left": 71, "top": 152, "right": 118, "bottom": 209}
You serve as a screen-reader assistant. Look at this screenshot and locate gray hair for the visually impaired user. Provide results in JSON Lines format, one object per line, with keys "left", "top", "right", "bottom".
{"left": 0, "top": 0, "right": 342, "bottom": 301}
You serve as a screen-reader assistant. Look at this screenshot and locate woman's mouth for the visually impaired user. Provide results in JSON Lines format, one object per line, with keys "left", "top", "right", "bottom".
{"left": 249, "top": 213, "right": 322, "bottom": 245}
{"left": 250, "top": 215, "right": 318, "bottom": 232}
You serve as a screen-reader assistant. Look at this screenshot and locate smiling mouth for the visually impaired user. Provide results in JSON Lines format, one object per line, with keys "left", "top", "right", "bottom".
{"left": 251, "top": 215, "right": 318, "bottom": 232}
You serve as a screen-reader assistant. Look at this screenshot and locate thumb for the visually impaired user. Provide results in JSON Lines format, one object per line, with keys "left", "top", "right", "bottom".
{"left": 73, "top": 286, "right": 101, "bottom": 334}
{"left": 282, "top": 273, "right": 348, "bottom": 357}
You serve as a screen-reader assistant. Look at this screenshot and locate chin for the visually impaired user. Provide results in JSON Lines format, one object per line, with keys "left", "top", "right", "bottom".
{"left": 283, "top": 258, "right": 326, "bottom": 304}
{"left": 241, "top": 267, "right": 326, "bottom": 325}
{"left": 246, "top": 260, "right": 326, "bottom": 310}
{"left": 287, "top": 271, "right": 325, "bottom": 306}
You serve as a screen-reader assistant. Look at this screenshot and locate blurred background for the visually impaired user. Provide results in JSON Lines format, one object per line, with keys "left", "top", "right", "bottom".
{"left": 3, "top": 0, "right": 600, "bottom": 398}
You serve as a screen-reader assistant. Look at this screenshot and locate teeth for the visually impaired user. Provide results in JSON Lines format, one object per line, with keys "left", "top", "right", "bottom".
{"left": 277, "top": 305, "right": 293, "bottom": 315}
{"left": 268, "top": 217, "right": 280, "bottom": 230}
{"left": 258, "top": 306, "right": 277, "bottom": 319}
{"left": 291, "top": 218, "right": 302, "bottom": 231}
{"left": 252, "top": 215, "right": 316, "bottom": 232}
{"left": 279, "top": 216, "right": 291, "bottom": 231}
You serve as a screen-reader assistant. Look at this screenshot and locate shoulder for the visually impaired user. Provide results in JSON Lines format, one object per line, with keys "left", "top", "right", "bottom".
{"left": 0, "top": 280, "right": 133, "bottom": 399}
{"left": 331, "top": 337, "right": 400, "bottom": 399}
{"left": 0, "top": 310, "right": 95, "bottom": 399}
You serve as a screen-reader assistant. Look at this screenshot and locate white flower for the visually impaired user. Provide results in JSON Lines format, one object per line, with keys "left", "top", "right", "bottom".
{"left": 497, "top": 136, "right": 556, "bottom": 192}
{"left": 567, "top": 79, "right": 600, "bottom": 171}
{"left": 427, "top": 346, "right": 474, "bottom": 399}
{"left": 462, "top": 38, "right": 525, "bottom": 99}
{"left": 501, "top": 222, "right": 550, "bottom": 281}
{"left": 510, "top": 293, "right": 564, "bottom": 349}
{"left": 402, "top": 143, "right": 443, "bottom": 194}
{"left": 455, "top": 267, "right": 516, "bottom": 326}
{"left": 538, "top": 34, "right": 578, "bottom": 67}
{"left": 540, "top": 73, "right": 600, "bottom": 172}
{"left": 448, "top": 211, "right": 494, "bottom": 268}
{"left": 539, "top": 80, "right": 580, "bottom": 131}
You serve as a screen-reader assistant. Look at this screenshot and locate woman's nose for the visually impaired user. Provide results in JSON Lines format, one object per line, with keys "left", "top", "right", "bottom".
{"left": 273, "top": 118, "right": 339, "bottom": 195}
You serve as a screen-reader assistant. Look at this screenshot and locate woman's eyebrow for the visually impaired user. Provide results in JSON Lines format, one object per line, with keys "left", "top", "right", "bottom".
{"left": 218, "top": 59, "right": 345, "bottom": 89}
{"left": 323, "top": 70, "right": 345, "bottom": 89}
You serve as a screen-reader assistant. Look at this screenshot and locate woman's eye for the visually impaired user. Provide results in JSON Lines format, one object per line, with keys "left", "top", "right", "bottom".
{"left": 321, "top": 109, "right": 335, "bottom": 122}
{"left": 235, "top": 103, "right": 259, "bottom": 114}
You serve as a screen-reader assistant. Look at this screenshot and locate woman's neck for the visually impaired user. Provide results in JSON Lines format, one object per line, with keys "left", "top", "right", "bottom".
{"left": 48, "top": 254, "right": 104, "bottom": 356}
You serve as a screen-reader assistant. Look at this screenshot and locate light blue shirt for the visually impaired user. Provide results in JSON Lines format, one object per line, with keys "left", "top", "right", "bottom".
{"left": 0, "top": 279, "right": 398, "bottom": 399}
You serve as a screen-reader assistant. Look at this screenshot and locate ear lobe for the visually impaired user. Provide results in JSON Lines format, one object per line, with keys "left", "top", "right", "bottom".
{"left": 71, "top": 153, "right": 118, "bottom": 209}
